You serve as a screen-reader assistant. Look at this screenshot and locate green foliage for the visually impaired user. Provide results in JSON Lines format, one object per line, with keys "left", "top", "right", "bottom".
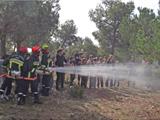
{"left": 0, "top": 0, "right": 60, "bottom": 56}
{"left": 1, "top": 0, "right": 160, "bottom": 62}
{"left": 69, "top": 85, "right": 84, "bottom": 99}
{"left": 89, "top": 0, "right": 135, "bottom": 55}
{"left": 119, "top": 16, "right": 139, "bottom": 59}
{"left": 82, "top": 37, "right": 98, "bottom": 56}
{"left": 97, "top": 48, "right": 108, "bottom": 56}
{"left": 65, "top": 37, "right": 98, "bottom": 57}
{"left": 65, "top": 37, "right": 84, "bottom": 57}
{"left": 90, "top": 0, "right": 160, "bottom": 62}
{"left": 131, "top": 8, "right": 159, "bottom": 62}
{"left": 55, "top": 20, "right": 78, "bottom": 48}
{"left": 48, "top": 41, "right": 60, "bottom": 56}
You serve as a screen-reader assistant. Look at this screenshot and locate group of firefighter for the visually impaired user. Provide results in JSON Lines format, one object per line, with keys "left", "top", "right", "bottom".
{"left": 0, "top": 44, "right": 68, "bottom": 105}
{"left": 0, "top": 44, "right": 118, "bottom": 105}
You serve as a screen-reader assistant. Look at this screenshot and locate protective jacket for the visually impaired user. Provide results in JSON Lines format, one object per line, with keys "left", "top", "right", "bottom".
{"left": 41, "top": 53, "right": 52, "bottom": 68}
{"left": 4, "top": 53, "right": 25, "bottom": 77}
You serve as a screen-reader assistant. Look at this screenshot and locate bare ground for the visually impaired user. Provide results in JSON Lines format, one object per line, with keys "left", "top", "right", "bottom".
{"left": 0, "top": 87, "right": 160, "bottom": 120}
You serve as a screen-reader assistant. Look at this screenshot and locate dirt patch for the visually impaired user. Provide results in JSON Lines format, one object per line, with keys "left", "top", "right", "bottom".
{"left": 0, "top": 88, "right": 160, "bottom": 120}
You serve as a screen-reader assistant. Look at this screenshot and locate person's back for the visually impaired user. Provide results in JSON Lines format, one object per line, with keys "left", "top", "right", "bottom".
{"left": 55, "top": 54, "right": 66, "bottom": 67}
{"left": 75, "top": 53, "right": 81, "bottom": 66}
{"left": 0, "top": 48, "right": 26, "bottom": 101}
{"left": 9, "top": 53, "right": 25, "bottom": 77}
{"left": 16, "top": 45, "right": 42, "bottom": 105}
{"left": 40, "top": 44, "right": 53, "bottom": 96}
{"left": 55, "top": 49, "right": 67, "bottom": 90}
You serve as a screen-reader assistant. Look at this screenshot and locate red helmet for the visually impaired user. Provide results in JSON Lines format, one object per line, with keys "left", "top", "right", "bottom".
{"left": 19, "top": 47, "right": 28, "bottom": 53}
{"left": 32, "top": 45, "right": 40, "bottom": 53}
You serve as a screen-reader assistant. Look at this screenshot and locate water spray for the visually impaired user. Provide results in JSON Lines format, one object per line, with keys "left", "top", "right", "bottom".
{"left": 49, "top": 63, "right": 160, "bottom": 89}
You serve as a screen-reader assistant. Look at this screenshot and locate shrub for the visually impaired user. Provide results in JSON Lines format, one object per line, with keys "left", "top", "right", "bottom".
{"left": 69, "top": 85, "right": 84, "bottom": 99}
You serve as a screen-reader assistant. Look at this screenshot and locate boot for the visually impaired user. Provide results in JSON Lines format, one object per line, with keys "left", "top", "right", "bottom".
{"left": 33, "top": 93, "right": 42, "bottom": 104}
{"left": 0, "top": 90, "right": 4, "bottom": 101}
{"left": 41, "top": 86, "right": 45, "bottom": 96}
{"left": 3, "top": 95, "right": 9, "bottom": 101}
{"left": 0, "top": 94, "right": 5, "bottom": 102}
{"left": 17, "top": 93, "right": 23, "bottom": 105}
{"left": 56, "top": 85, "right": 59, "bottom": 91}
{"left": 21, "top": 95, "right": 26, "bottom": 105}
{"left": 0, "top": 89, "right": 4, "bottom": 95}
{"left": 45, "top": 88, "right": 49, "bottom": 96}
{"left": 42, "top": 87, "right": 50, "bottom": 96}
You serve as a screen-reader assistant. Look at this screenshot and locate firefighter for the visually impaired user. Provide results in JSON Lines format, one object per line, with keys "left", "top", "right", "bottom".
{"left": 15, "top": 47, "right": 30, "bottom": 105}
{"left": 0, "top": 47, "right": 27, "bottom": 101}
{"left": 55, "top": 48, "right": 67, "bottom": 91}
{"left": 17, "top": 45, "right": 42, "bottom": 105}
{"left": 28, "top": 45, "right": 42, "bottom": 104}
{"left": 40, "top": 44, "right": 53, "bottom": 96}
{"left": 0, "top": 54, "right": 12, "bottom": 101}
{"left": 0, "top": 54, "right": 10, "bottom": 101}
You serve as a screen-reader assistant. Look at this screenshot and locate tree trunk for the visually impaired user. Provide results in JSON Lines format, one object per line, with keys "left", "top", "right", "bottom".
{"left": 0, "top": 40, "right": 1, "bottom": 58}
{"left": 61, "top": 39, "right": 66, "bottom": 48}
{"left": 0, "top": 35, "right": 6, "bottom": 58}
{"left": 111, "top": 29, "right": 116, "bottom": 55}
{"left": 16, "top": 40, "right": 21, "bottom": 51}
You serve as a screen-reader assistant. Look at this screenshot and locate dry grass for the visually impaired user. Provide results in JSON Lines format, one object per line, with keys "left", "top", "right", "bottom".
{"left": 0, "top": 87, "right": 160, "bottom": 120}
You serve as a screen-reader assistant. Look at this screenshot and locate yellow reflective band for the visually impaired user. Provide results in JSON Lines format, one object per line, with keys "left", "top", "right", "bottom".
{"left": 9, "top": 58, "right": 24, "bottom": 75}
{"left": 10, "top": 58, "right": 24, "bottom": 66}
{"left": 31, "top": 68, "right": 36, "bottom": 73}
{"left": 28, "top": 72, "right": 31, "bottom": 78}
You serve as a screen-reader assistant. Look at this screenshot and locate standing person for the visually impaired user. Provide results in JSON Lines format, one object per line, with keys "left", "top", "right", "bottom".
{"left": 87, "top": 55, "right": 97, "bottom": 89}
{"left": 69, "top": 57, "right": 75, "bottom": 87}
{"left": 105, "top": 54, "right": 116, "bottom": 87}
{"left": 55, "top": 48, "right": 67, "bottom": 91}
{"left": 80, "top": 58, "right": 88, "bottom": 88}
{"left": 18, "top": 45, "right": 42, "bottom": 105}
{"left": 0, "top": 54, "right": 11, "bottom": 100}
{"left": 0, "top": 47, "right": 27, "bottom": 101}
{"left": 74, "top": 52, "right": 81, "bottom": 85}
{"left": 40, "top": 44, "right": 53, "bottom": 96}
{"left": 29, "top": 45, "right": 42, "bottom": 104}
{"left": 16, "top": 47, "right": 31, "bottom": 105}
{"left": 97, "top": 57, "right": 104, "bottom": 88}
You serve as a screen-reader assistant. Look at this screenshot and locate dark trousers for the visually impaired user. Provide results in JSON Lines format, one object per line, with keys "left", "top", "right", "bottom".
{"left": 56, "top": 72, "right": 65, "bottom": 89}
{"left": 16, "top": 80, "right": 28, "bottom": 95}
{"left": 97, "top": 77, "right": 104, "bottom": 88}
{"left": 41, "top": 74, "right": 51, "bottom": 96}
{"left": 105, "top": 78, "right": 119, "bottom": 87}
{"left": 81, "top": 76, "right": 88, "bottom": 88}
{"left": 89, "top": 77, "right": 96, "bottom": 88}
{"left": 78, "top": 75, "right": 81, "bottom": 85}
{"left": 0, "top": 77, "right": 13, "bottom": 95}
{"left": 70, "top": 74, "right": 75, "bottom": 86}
{"left": 42, "top": 75, "right": 51, "bottom": 88}
{"left": 17, "top": 79, "right": 39, "bottom": 96}
{"left": 16, "top": 78, "right": 40, "bottom": 104}
{"left": 105, "top": 79, "right": 109, "bottom": 87}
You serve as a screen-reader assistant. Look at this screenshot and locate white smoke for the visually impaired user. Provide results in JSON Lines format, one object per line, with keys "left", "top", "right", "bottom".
{"left": 49, "top": 63, "right": 160, "bottom": 89}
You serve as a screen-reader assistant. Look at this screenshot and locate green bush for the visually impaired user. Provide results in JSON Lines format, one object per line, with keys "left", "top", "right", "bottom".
{"left": 69, "top": 86, "right": 84, "bottom": 99}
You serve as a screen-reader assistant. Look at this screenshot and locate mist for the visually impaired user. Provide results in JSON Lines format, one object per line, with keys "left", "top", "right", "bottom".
{"left": 49, "top": 63, "right": 160, "bottom": 89}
